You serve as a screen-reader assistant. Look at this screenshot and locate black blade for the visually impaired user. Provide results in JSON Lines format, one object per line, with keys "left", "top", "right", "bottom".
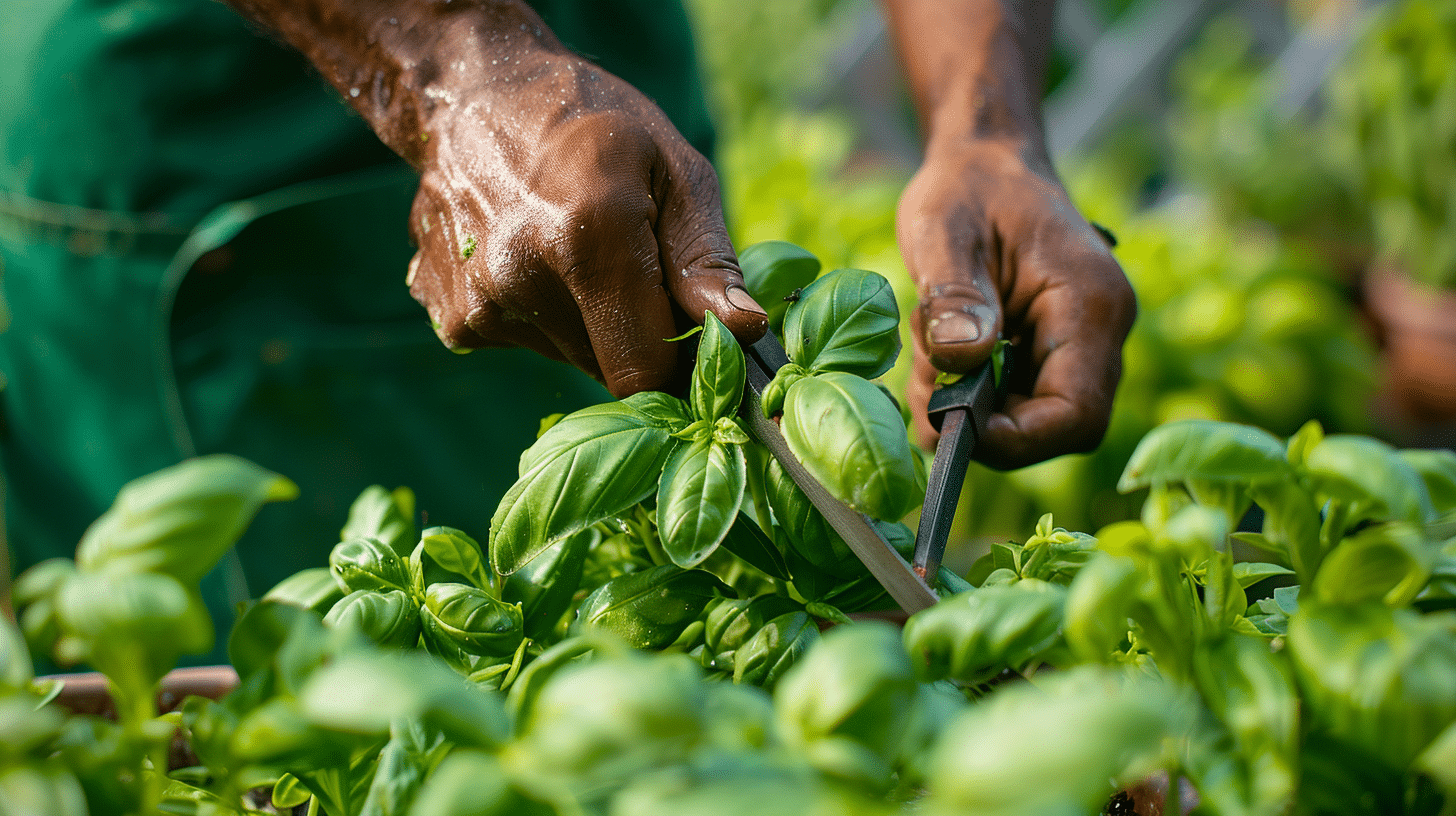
{"left": 912, "top": 363, "right": 998, "bottom": 580}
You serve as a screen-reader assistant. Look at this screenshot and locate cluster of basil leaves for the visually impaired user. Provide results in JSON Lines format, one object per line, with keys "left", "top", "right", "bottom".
{"left": 481, "top": 243, "right": 935, "bottom": 684}
{"left": 901, "top": 418, "right": 1456, "bottom": 816}
{"left": 276, "top": 486, "right": 541, "bottom": 688}
{"left": 4, "top": 456, "right": 297, "bottom": 815}
{"left": 5, "top": 412, "right": 1456, "bottom": 815}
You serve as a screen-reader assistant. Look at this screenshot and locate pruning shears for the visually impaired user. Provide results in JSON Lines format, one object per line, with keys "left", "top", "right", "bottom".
{"left": 739, "top": 330, "right": 1004, "bottom": 616}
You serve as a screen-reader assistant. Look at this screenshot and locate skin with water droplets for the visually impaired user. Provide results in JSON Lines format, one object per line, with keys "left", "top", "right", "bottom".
{"left": 223, "top": 0, "right": 767, "bottom": 398}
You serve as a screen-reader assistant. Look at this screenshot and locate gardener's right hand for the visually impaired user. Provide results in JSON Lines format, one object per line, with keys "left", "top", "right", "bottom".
{"left": 225, "top": 0, "right": 767, "bottom": 397}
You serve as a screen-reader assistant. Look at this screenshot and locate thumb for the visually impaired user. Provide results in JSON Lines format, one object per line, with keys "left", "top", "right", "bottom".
{"left": 656, "top": 157, "right": 768, "bottom": 341}
{"left": 899, "top": 213, "right": 1003, "bottom": 374}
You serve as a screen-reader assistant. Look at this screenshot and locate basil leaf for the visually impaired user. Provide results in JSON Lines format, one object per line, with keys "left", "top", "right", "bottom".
{"left": 1192, "top": 633, "right": 1299, "bottom": 775}
{"left": 1248, "top": 480, "right": 1323, "bottom": 582}
{"left": 330, "top": 537, "right": 411, "bottom": 595}
{"left": 0, "top": 617, "right": 31, "bottom": 691}
{"left": 262, "top": 567, "right": 344, "bottom": 614}
{"left": 502, "top": 527, "right": 595, "bottom": 641}
{"left": 690, "top": 312, "right": 747, "bottom": 422}
{"left": 1311, "top": 522, "right": 1432, "bottom": 607}
{"left": 1304, "top": 435, "right": 1436, "bottom": 524}
{"left": 272, "top": 775, "right": 312, "bottom": 810}
{"left": 516, "top": 397, "right": 684, "bottom": 478}
{"left": 574, "top": 565, "right": 732, "bottom": 650}
{"left": 623, "top": 390, "right": 695, "bottom": 431}
{"left": 773, "top": 621, "right": 914, "bottom": 789}
{"left": 420, "top": 583, "right": 524, "bottom": 665}
{"left": 56, "top": 571, "right": 214, "bottom": 688}
{"left": 1288, "top": 601, "right": 1456, "bottom": 769}
{"left": 1063, "top": 554, "right": 1139, "bottom": 664}
{"left": 414, "top": 526, "right": 492, "bottom": 593}
{"left": 227, "top": 600, "right": 309, "bottom": 681}
{"left": 657, "top": 438, "right": 747, "bottom": 568}
{"left": 410, "top": 750, "right": 547, "bottom": 816}
{"left": 1400, "top": 448, "right": 1456, "bottom": 517}
{"left": 782, "top": 268, "right": 901, "bottom": 378}
{"left": 902, "top": 582, "right": 1067, "bottom": 684}
{"left": 340, "top": 485, "right": 416, "bottom": 557}
{"left": 323, "top": 589, "right": 421, "bottom": 650}
{"left": 230, "top": 697, "right": 351, "bottom": 767}
{"left": 718, "top": 513, "right": 792, "bottom": 582}
{"left": 703, "top": 595, "right": 803, "bottom": 669}
{"left": 299, "top": 651, "right": 510, "bottom": 749}
{"left": 738, "top": 240, "right": 821, "bottom": 333}
{"left": 74, "top": 454, "right": 297, "bottom": 583}
{"left": 359, "top": 720, "right": 447, "bottom": 816}
{"left": 731, "top": 610, "right": 819, "bottom": 690}
{"left": 765, "top": 457, "right": 857, "bottom": 577}
{"left": 1118, "top": 419, "right": 1290, "bottom": 493}
{"left": 492, "top": 411, "right": 679, "bottom": 575}
{"left": 514, "top": 652, "right": 706, "bottom": 794}
{"left": 930, "top": 667, "right": 1188, "bottom": 815}
{"left": 1232, "top": 562, "right": 1296, "bottom": 590}
{"left": 779, "top": 371, "right": 920, "bottom": 521}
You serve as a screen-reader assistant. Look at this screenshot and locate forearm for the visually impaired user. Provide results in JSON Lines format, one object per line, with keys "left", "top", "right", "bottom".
{"left": 222, "top": 0, "right": 567, "bottom": 166}
{"left": 880, "top": 0, "right": 1055, "bottom": 149}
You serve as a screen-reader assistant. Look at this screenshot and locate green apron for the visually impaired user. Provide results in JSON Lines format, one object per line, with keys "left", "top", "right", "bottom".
{"left": 0, "top": 0, "right": 715, "bottom": 663}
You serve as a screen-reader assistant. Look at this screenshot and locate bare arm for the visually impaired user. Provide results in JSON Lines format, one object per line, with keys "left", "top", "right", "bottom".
{"left": 882, "top": 0, "right": 1136, "bottom": 468}
{"left": 224, "top": 0, "right": 767, "bottom": 397}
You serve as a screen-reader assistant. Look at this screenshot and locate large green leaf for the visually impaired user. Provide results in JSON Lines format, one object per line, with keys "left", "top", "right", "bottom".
{"left": 772, "top": 622, "right": 913, "bottom": 789}
{"left": 1400, "top": 448, "right": 1456, "bottom": 517}
{"left": 1063, "top": 554, "right": 1139, "bottom": 664}
{"left": 779, "top": 371, "right": 920, "bottom": 521}
{"left": 55, "top": 571, "right": 214, "bottom": 689}
{"left": 0, "top": 616, "right": 33, "bottom": 690}
{"left": 419, "top": 583, "right": 524, "bottom": 664}
{"left": 1310, "top": 522, "right": 1432, "bottom": 607}
{"left": 738, "top": 240, "right": 821, "bottom": 333}
{"left": 689, "top": 312, "right": 747, "bottom": 422}
{"left": 262, "top": 567, "right": 344, "bottom": 614}
{"left": 511, "top": 651, "right": 705, "bottom": 795}
{"left": 902, "top": 582, "right": 1067, "bottom": 684}
{"left": 1304, "top": 435, "right": 1436, "bottom": 524}
{"left": 515, "top": 397, "right": 685, "bottom": 478}
{"left": 782, "top": 268, "right": 901, "bottom": 378}
{"left": 657, "top": 438, "right": 747, "bottom": 568}
{"left": 1288, "top": 601, "right": 1456, "bottom": 770}
{"left": 732, "top": 610, "right": 820, "bottom": 691}
{"left": 502, "top": 527, "right": 595, "bottom": 641}
{"left": 574, "top": 565, "right": 731, "bottom": 649}
{"left": 323, "top": 589, "right": 421, "bottom": 650}
{"left": 299, "top": 651, "right": 510, "bottom": 749}
{"left": 74, "top": 455, "right": 296, "bottom": 583}
{"left": 928, "top": 667, "right": 1186, "bottom": 815}
{"left": 1118, "top": 420, "right": 1289, "bottom": 493}
{"left": 765, "top": 457, "right": 856, "bottom": 578}
{"left": 492, "top": 409, "right": 679, "bottom": 575}
{"left": 717, "top": 513, "right": 792, "bottom": 583}
{"left": 412, "top": 527, "right": 492, "bottom": 592}
{"left": 330, "top": 537, "right": 411, "bottom": 595}
{"left": 340, "top": 485, "right": 416, "bottom": 557}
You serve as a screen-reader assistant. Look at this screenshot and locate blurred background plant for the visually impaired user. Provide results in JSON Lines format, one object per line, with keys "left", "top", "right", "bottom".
{"left": 684, "top": 0, "right": 1453, "bottom": 561}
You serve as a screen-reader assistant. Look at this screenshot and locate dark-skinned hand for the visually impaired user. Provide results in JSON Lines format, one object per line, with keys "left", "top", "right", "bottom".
{"left": 899, "top": 136, "right": 1135, "bottom": 469}
{"left": 226, "top": 0, "right": 767, "bottom": 398}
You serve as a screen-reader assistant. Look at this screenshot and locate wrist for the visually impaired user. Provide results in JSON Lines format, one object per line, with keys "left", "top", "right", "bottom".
{"left": 225, "top": 0, "right": 566, "bottom": 166}
{"left": 884, "top": 0, "right": 1053, "bottom": 153}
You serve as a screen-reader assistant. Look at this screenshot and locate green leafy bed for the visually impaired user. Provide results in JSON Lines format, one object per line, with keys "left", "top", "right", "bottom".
{"left": 4, "top": 248, "right": 1456, "bottom": 816}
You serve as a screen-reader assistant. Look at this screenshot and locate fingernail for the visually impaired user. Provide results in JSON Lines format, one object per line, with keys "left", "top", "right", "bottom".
{"left": 726, "top": 285, "right": 767, "bottom": 316}
{"left": 928, "top": 312, "right": 982, "bottom": 345}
